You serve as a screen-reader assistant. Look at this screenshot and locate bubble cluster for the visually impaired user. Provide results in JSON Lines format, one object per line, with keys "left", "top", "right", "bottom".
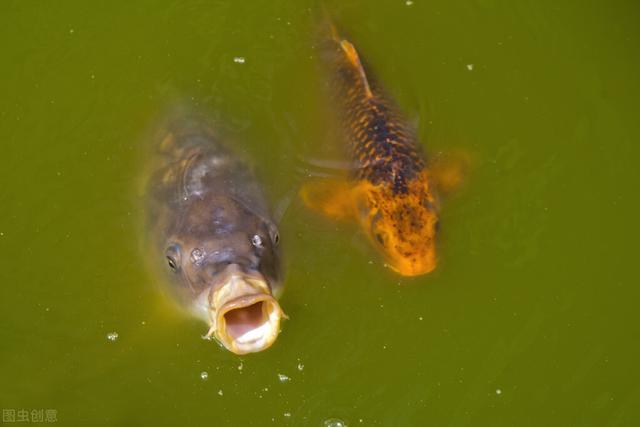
{"left": 106, "top": 332, "right": 119, "bottom": 342}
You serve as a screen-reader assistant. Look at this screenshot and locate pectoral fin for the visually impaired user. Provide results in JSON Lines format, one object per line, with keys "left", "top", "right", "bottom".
{"left": 299, "top": 178, "right": 356, "bottom": 221}
{"left": 430, "top": 149, "right": 473, "bottom": 195}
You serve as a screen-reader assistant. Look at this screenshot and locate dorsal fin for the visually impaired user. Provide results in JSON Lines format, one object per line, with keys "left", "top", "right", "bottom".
{"left": 339, "top": 40, "right": 374, "bottom": 98}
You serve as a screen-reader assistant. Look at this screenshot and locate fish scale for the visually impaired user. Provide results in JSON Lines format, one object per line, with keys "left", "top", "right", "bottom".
{"left": 308, "top": 21, "right": 441, "bottom": 276}
{"left": 332, "top": 48, "right": 425, "bottom": 194}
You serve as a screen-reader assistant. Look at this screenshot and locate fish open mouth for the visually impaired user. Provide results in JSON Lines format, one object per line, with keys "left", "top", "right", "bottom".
{"left": 206, "top": 269, "right": 283, "bottom": 354}
{"left": 217, "top": 294, "right": 282, "bottom": 354}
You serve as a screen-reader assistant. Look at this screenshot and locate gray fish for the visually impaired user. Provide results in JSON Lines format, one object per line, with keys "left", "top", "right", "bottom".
{"left": 144, "top": 113, "right": 285, "bottom": 354}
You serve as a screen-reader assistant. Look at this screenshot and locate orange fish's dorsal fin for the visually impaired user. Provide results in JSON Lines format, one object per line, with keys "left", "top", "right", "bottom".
{"left": 299, "top": 178, "right": 357, "bottom": 221}
{"left": 339, "top": 40, "right": 374, "bottom": 99}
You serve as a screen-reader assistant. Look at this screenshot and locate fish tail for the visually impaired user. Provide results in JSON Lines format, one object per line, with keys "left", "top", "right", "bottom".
{"left": 338, "top": 40, "right": 373, "bottom": 98}
{"left": 315, "top": 5, "right": 374, "bottom": 99}
{"left": 314, "top": 2, "right": 340, "bottom": 43}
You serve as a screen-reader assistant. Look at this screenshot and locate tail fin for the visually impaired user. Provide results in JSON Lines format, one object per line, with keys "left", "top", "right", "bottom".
{"left": 315, "top": 2, "right": 341, "bottom": 43}
{"left": 338, "top": 40, "right": 373, "bottom": 98}
{"left": 315, "top": 5, "right": 373, "bottom": 98}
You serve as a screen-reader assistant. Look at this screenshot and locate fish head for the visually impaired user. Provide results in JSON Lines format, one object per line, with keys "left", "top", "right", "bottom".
{"left": 357, "top": 179, "right": 439, "bottom": 277}
{"left": 164, "top": 237, "right": 284, "bottom": 354}
{"left": 163, "top": 196, "right": 284, "bottom": 354}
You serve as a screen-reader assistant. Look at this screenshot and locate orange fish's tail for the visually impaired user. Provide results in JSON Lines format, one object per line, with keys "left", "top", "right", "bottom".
{"left": 314, "top": 2, "right": 341, "bottom": 43}
{"left": 315, "top": 6, "right": 374, "bottom": 100}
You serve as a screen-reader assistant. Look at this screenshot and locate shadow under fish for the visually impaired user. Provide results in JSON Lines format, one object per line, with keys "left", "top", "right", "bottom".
{"left": 144, "top": 112, "right": 285, "bottom": 354}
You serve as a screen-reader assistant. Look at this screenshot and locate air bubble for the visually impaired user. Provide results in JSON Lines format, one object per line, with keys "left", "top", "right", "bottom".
{"left": 233, "top": 56, "right": 246, "bottom": 64}
{"left": 277, "top": 373, "right": 290, "bottom": 383}
{"left": 324, "top": 418, "right": 347, "bottom": 427}
{"left": 200, "top": 371, "right": 209, "bottom": 381}
{"left": 106, "top": 332, "right": 119, "bottom": 342}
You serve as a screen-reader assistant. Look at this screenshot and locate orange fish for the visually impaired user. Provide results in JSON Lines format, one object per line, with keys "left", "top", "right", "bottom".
{"left": 301, "top": 22, "right": 462, "bottom": 277}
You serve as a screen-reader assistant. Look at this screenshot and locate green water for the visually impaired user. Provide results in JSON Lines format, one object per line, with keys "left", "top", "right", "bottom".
{"left": 1, "top": 1, "right": 639, "bottom": 426}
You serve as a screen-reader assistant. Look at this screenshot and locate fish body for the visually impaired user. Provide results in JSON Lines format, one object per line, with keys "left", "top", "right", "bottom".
{"left": 302, "top": 25, "right": 439, "bottom": 277}
{"left": 144, "top": 114, "right": 284, "bottom": 354}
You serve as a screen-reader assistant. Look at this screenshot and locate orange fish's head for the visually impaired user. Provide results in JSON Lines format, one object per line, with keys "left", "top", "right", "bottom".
{"left": 356, "top": 180, "right": 439, "bottom": 277}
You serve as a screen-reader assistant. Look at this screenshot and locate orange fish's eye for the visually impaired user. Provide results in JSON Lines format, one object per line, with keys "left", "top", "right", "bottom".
{"left": 422, "top": 198, "right": 435, "bottom": 210}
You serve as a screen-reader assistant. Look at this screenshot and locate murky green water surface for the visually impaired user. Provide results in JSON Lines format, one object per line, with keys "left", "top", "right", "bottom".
{"left": 1, "top": 1, "right": 639, "bottom": 425}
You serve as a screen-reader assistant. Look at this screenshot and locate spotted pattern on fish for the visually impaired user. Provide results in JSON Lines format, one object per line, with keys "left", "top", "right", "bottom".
{"left": 319, "top": 31, "right": 440, "bottom": 276}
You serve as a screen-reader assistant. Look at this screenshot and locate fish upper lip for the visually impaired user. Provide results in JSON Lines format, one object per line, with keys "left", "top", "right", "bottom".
{"left": 218, "top": 293, "right": 278, "bottom": 315}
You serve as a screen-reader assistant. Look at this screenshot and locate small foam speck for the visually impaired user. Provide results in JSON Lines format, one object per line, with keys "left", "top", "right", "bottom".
{"left": 324, "top": 418, "right": 347, "bottom": 427}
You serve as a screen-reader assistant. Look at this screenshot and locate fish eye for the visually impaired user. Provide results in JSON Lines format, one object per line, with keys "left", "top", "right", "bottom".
{"left": 375, "top": 233, "right": 385, "bottom": 245}
{"left": 422, "top": 198, "right": 435, "bottom": 210}
{"left": 166, "top": 256, "right": 178, "bottom": 271}
{"left": 165, "top": 244, "right": 181, "bottom": 272}
{"left": 266, "top": 223, "right": 280, "bottom": 247}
